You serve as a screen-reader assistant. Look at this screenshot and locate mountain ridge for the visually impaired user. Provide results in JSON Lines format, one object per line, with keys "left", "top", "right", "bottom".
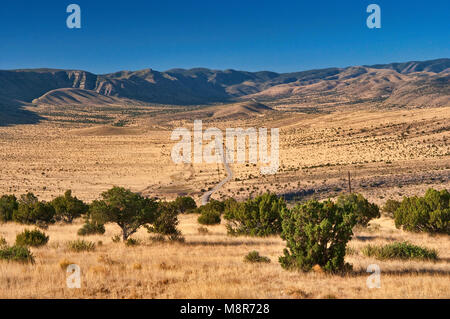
{"left": 0, "top": 58, "right": 448, "bottom": 125}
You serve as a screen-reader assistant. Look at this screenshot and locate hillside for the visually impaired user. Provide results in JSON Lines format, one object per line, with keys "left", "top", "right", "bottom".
{"left": 0, "top": 58, "right": 448, "bottom": 125}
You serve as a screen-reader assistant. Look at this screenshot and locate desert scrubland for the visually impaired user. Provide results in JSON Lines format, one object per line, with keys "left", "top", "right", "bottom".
{"left": 0, "top": 102, "right": 449, "bottom": 299}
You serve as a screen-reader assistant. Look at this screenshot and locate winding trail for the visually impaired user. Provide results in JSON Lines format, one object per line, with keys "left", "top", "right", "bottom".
{"left": 201, "top": 142, "right": 233, "bottom": 205}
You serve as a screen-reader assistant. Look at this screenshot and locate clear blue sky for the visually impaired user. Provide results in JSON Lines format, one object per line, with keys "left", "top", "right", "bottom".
{"left": 0, "top": 0, "right": 448, "bottom": 74}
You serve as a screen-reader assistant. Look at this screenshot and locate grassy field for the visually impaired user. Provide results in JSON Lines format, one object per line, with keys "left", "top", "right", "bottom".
{"left": 0, "top": 214, "right": 449, "bottom": 299}
{"left": 0, "top": 104, "right": 448, "bottom": 299}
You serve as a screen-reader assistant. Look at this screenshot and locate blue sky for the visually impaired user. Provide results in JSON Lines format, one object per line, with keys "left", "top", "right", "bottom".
{"left": 0, "top": 0, "right": 448, "bottom": 74}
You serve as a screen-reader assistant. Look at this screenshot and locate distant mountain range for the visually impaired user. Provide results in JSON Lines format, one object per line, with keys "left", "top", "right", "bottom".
{"left": 0, "top": 58, "right": 448, "bottom": 125}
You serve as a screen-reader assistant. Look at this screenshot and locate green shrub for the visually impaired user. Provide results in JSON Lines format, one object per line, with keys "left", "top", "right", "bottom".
{"left": 0, "top": 245, "right": 35, "bottom": 263}
{"left": 146, "top": 202, "right": 182, "bottom": 240}
{"left": 362, "top": 241, "right": 438, "bottom": 261}
{"left": 125, "top": 238, "right": 140, "bottom": 246}
{"left": 12, "top": 193, "right": 55, "bottom": 225}
{"left": 51, "top": 190, "right": 88, "bottom": 223}
{"left": 394, "top": 188, "right": 449, "bottom": 234}
{"left": 174, "top": 196, "right": 197, "bottom": 213}
{"left": 336, "top": 193, "right": 380, "bottom": 227}
{"left": 15, "top": 229, "right": 49, "bottom": 247}
{"left": 382, "top": 199, "right": 401, "bottom": 218}
{"left": 195, "top": 199, "right": 225, "bottom": 215}
{"left": 244, "top": 251, "right": 271, "bottom": 263}
{"left": 198, "top": 210, "right": 221, "bottom": 225}
{"left": 0, "top": 195, "right": 18, "bottom": 222}
{"left": 279, "top": 199, "right": 357, "bottom": 273}
{"left": 89, "top": 187, "right": 159, "bottom": 241}
{"left": 224, "top": 193, "right": 285, "bottom": 236}
{"left": 77, "top": 221, "right": 105, "bottom": 236}
{"left": 0, "top": 237, "right": 7, "bottom": 247}
{"left": 67, "top": 240, "right": 96, "bottom": 252}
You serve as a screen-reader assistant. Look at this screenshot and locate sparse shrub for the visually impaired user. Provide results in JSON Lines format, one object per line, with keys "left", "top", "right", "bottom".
{"left": 146, "top": 202, "right": 182, "bottom": 241}
{"left": 394, "top": 188, "right": 449, "bottom": 234}
{"left": 0, "top": 195, "right": 18, "bottom": 222}
{"left": 279, "top": 199, "right": 357, "bottom": 273}
{"left": 336, "top": 193, "right": 380, "bottom": 227}
{"left": 111, "top": 235, "right": 121, "bottom": 243}
{"left": 67, "top": 239, "right": 96, "bottom": 252}
{"left": 12, "top": 193, "right": 55, "bottom": 225}
{"left": 198, "top": 209, "right": 221, "bottom": 225}
{"left": 0, "top": 245, "right": 34, "bottom": 263}
{"left": 174, "top": 196, "right": 197, "bottom": 213}
{"left": 15, "top": 229, "right": 49, "bottom": 247}
{"left": 0, "top": 237, "right": 7, "bottom": 247}
{"left": 77, "top": 221, "right": 105, "bottom": 236}
{"left": 362, "top": 241, "right": 438, "bottom": 261}
{"left": 51, "top": 190, "right": 88, "bottom": 223}
{"left": 198, "top": 226, "right": 209, "bottom": 234}
{"left": 125, "top": 238, "right": 140, "bottom": 246}
{"left": 382, "top": 199, "right": 401, "bottom": 218}
{"left": 244, "top": 251, "right": 271, "bottom": 263}
{"left": 89, "top": 187, "right": 159, "bottom": 241}
{"left": 224, "top": 193, "right": 285, "bottom": 236}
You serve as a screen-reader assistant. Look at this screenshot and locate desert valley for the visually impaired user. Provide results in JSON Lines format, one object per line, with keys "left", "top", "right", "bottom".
{"left": 0, "top": 58, "right": 449, "bottom": 298}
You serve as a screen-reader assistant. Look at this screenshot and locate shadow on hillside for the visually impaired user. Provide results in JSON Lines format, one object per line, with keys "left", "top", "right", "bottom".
{"left": 0, "top": 102, "right": 42, "bottom": 126}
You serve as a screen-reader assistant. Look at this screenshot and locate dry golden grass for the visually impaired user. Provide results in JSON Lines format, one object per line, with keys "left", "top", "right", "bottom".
{"left": 0, "top": 104, "right": 448, "bottom": 298}
{"left": 0, "top": 215, "right": 448, "bottom": 299}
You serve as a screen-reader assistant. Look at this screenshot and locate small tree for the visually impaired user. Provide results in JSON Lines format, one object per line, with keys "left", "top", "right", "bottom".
{"left": 146, "top": 202, "right": 182, "bottom": 240}
{"left": 394, "top": 188, "right": 449, "bottom": 234}
{"left": 336, "top": 193, "right": 380, "bottom": 227}
{"left": 279, "top": 199, "right": 357, "bottom": 273}
{"left": 174, "top": 196, "right": 197, "bottom": 213}
{"left": 90, "top": 187, "right": 159, "bottom": 241}
{"left": 0, "top": 195, "right": 18, "bottom": 222}
{"left": 224, "top": 193, "right": 285, "bottom": 236}
{"left": 13, "top": 193, "right": 55, "bottom": 225}
{"left": 51, "top": 190, "right": 88, "bottom": 223}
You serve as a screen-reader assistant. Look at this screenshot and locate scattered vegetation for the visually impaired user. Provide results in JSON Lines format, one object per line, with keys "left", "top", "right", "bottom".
{"left": 244, "top": 251, "right": 271, "bottom": 263}
{"left": 15, "top": 229, "right": 49, "bottom": 247}
{"left": 362, "top": 241, "right": 438, "bottom": 261}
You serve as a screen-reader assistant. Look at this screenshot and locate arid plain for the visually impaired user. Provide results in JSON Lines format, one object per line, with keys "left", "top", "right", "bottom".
{"left": 0, "top": 99, "right": 449, "bottom": 298}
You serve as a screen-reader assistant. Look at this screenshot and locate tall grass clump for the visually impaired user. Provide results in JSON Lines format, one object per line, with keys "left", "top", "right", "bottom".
{"left": 67, "top": 239, "right": 96, "bottom": 252}
{"left": 362, "top": 241, "right": 438, "bottom": 261}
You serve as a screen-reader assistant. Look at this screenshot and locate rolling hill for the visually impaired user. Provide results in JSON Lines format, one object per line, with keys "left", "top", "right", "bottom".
{"left": 0, "top": 58, "right": 448, "bottom": 125}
